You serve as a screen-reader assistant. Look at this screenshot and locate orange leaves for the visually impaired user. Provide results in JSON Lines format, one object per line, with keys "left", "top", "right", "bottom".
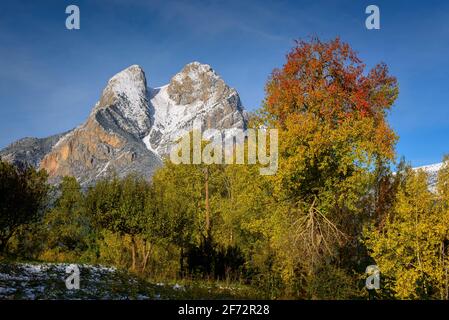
{"left": 262, "top": 37, "right": 398, "bottom": 163}
{"left": 264, "top": 37, "right": 397, "bottom": 125}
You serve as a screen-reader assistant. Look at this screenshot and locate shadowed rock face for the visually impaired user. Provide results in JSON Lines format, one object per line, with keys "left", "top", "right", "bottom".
{"left": 1, "top": 62, "right": 247, "bottom": 186}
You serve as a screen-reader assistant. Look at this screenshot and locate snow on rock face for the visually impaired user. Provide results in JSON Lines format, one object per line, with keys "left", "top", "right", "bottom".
{"left": 94, "top": 61, "right": 246, "bottom": 157}
{"left": 145, "top": 62, "right": 247, "bottom": 155}
{"left": 96, "top": 64, "right": 152, "bottom": 139}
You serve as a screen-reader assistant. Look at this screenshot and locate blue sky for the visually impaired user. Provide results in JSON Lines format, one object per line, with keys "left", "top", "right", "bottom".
{"left": 0, "top": 0, "right": 448, "bottom": 166}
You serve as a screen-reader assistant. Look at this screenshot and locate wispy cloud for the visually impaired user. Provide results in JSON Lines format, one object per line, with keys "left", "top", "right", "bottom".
{"left": 107, "top": 0, "right": 296, "bottom": 42}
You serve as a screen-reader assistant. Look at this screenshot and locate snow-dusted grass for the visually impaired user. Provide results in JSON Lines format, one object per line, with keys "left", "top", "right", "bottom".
{"left": 0, "top": 263, "right": 157, "bottom": 300}
{"left": 0, "top": 263, "right": 262, "bottom": 300}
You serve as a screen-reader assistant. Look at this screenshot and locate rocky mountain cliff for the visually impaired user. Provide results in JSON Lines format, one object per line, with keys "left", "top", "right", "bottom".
{"left": 0, "top": 62, "right": 247, "bottom": 185}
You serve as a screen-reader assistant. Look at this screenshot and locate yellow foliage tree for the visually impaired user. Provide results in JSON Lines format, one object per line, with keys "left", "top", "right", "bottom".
{"left": 366, "top": 162, "right": 449, "bottom": 299}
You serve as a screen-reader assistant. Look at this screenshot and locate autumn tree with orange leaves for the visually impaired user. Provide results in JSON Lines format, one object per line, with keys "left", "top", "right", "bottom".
{"left": 258, "top": 37, "right": 399, "bottom": 297}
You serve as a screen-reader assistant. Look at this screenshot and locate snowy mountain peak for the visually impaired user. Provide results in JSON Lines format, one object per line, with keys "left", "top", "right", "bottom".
{"left": 173, "top": 61, "right": 216, "bottom": 81}
{"left": 144, "top": 62, "right": 247, "bottom": 154}
{"left": 95, "top": 65, "right": 151, "bottom": 139}
{"left": 167, "top": 61, "right": 226, "bottom": 106}
{"left": 1, "top": 62, "right": 247, "bottom": 185}
{"left": 102, "top": 64, "right": 148, "bottom": 107}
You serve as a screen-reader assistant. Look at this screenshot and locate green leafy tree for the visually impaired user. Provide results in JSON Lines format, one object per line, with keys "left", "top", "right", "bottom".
{"left": 40, "top": 176, "right": 96, "bottom": 261}
{"left": 0, "top": 160, "right": 49, "bottom": 253}
{"left": 151, "top": 157, "right": 213, "bottom": 275}
{"left": 86, "top": 175, "right": 148, "bottom": 270}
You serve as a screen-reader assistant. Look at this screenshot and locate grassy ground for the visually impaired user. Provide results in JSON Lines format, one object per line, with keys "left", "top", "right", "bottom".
{"left": 0, "top": 262, "right": 264, "bottom": 300}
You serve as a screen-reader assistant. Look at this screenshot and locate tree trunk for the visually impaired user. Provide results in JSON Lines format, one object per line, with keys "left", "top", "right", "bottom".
{"left": 131, "top": 236, "right": 137, "bottom": 271}
{"left": 180, "top": 247, "right": 184, "bottom": 278}
{"left": 141, "top": 241, "right": 152, "bottom": 273}
{"left": 205, "top": 167, "right": 211, "bottom": 239}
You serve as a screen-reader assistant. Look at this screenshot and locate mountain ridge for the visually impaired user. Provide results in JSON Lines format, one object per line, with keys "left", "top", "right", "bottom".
{"left": 0, "top": 62, "right": 247, "bottom": 185}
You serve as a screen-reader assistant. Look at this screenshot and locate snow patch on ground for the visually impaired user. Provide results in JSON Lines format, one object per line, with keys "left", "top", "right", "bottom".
{"left": 0, "top": 263, "right": 160, "bottom": 300}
